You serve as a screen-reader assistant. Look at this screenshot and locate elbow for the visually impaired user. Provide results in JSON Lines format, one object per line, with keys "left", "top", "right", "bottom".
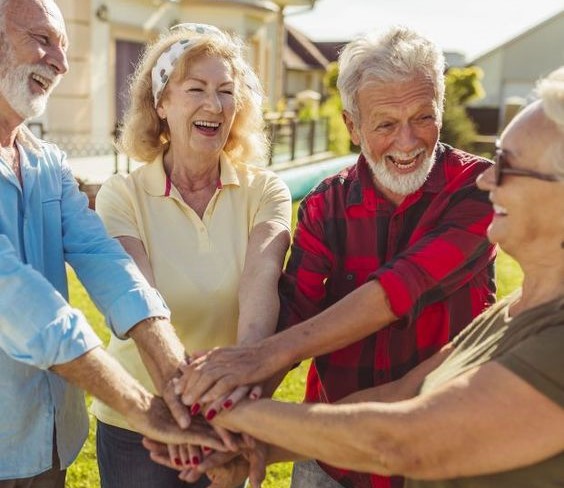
{"left": 362, "top": 422, "right": 442, "bottom": 478}
{"left": 364, "top": 435, "right": 422, "bottom": 477}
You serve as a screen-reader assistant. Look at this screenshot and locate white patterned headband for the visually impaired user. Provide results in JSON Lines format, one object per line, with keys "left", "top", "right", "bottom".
{"left": 151, "top": 23, "right": 224, "bottom": 107}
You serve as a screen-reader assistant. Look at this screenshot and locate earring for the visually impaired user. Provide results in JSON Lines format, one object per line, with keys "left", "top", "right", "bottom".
{"left": 159, "top": 132, "right": 170, "bottom": 145}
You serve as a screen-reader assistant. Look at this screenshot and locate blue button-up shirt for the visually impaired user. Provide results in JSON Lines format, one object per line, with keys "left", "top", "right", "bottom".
{"left": 0, "top": 136, "right": 169, "bottom": 479}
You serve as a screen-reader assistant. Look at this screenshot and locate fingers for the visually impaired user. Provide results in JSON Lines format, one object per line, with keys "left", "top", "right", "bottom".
{"left": 179, "top": 467, "right": 204, "bottom": 483}
{"left": 199, "top": 377, "right": 238, "bottom": 405}
{"left": 142, "top": 438, "right": 179, "bottom": 470}
{"left": 163, "top": 378, "right": 191, "bottom": 429}
{"left": 248, "top": 384, "right": 262, "bottom": 400}
{"left": 188, "top": 443, "right": 202, "bottom": 468}
{"left": 196, "top": 451, "right": 239, "bottom": 472}
{"left": 247, "top": 442, "right": 267, "bottom": 488}
{"left": 167, "top": 443, "right": 183, "bottom": 469}
{"left": 205, "top": 385, "right": 249, "bottom": 421}
{"left": 211, "top": 424, "right": 240, "bottom": 452}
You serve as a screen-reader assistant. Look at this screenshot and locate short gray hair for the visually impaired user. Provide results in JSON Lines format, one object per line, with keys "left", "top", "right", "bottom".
{"left": 536, "top": 66, "right": 564, "bottom": 175}
{"left": 337, "top": 26, "right": 445, "bottom": 123}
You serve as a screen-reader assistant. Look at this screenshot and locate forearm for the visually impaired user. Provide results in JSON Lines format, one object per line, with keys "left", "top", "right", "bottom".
{"left": 262, "top": 279, "right": 397, "bottom": 368}
{"left": 51, "top": 346, "right": 152, "bottom": 416}
{"left": 128, "top": 317, "right": 186, "bottom": 392}
{"left": 215, "top": 398, "right": 409, "bottom": 475}
{"left": 237, "top": 222, "right": 290, "bottom": 345}
{"left": 237, "top": 267, "right": 281, "bottom": 345}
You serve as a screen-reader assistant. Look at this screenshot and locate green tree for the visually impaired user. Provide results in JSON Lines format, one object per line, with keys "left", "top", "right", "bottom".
{"left": 320, "top": 62, "right": 350, "bottom": 155}
{"left": 440, "top": 66, "right": 485, "bottom": 152}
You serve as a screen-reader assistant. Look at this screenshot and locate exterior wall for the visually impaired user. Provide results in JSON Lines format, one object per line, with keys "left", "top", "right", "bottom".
{"left": 471, "top": 51, "right": 503, "bottom": 107}
{"left": 285, "top": 69, "right": 324, "bottom": 98}
{"left": 470, "top": 13, "right": 564, "bottom": 110}
{"left": 41, "top": 0, "right": 92, "bottom": 139}
{"left": 43, "top": 0, "right": 289, "bottom": 148}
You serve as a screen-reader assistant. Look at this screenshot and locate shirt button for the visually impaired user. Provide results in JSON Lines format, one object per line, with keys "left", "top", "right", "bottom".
{"left": 346, "top": 273, "right": 354, "bottom": 281}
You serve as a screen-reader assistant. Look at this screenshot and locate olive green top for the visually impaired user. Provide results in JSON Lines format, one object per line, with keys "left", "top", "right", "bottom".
{"left": 405, "top": 293, "right": 564, "bottom": 488}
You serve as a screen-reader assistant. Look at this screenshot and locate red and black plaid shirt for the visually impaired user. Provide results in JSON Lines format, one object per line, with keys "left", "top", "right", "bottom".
{"left": 279, "top": 144, "right": 496, "bottom": 488}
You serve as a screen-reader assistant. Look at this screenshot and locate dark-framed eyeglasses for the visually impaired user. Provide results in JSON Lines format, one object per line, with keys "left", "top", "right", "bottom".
{"left": 493, "top": 150, "right": 564, "bottom": 186}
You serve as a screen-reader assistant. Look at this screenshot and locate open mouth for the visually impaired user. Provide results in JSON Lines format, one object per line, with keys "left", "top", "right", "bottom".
{"left": 493, "top": 204, "right": 508, "bottom": 216}
{"left": 31, "top": 73, "right": 53, "bottom": 92}
{"left": 194, "top": 120, "right": 221, "bottom": 134}
{"left": 385, "top": 150, "right": 423, "bottom": 170}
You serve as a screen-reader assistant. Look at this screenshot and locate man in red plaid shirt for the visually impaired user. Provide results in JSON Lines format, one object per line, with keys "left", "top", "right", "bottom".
{"left": 275, "top": 26, "right": 496, "bottom": 488}
{"left": 173, "top": 26, "right": 496, "bottom": 488}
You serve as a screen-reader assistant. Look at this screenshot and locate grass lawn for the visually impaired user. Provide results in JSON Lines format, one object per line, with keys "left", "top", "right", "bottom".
{"left": 66, "top": 199, "right": 523, "bottom": 487}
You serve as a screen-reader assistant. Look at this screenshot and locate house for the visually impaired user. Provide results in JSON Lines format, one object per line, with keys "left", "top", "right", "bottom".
{"left": 284, "top": 24, "right": 329, "bottom": 98}
{"left": 34, "top": 0, "right": 316, "bottom": 155}
{"left": 467, "top": 9, "right": 564, "bottom": 134}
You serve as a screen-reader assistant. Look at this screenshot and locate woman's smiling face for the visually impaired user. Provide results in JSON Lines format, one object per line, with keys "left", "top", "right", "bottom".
{"left": 477, "top": 101, "right": 564, "bottom": 260}
{"left": 157, "top": 54, "right": 236, "bottom": 159}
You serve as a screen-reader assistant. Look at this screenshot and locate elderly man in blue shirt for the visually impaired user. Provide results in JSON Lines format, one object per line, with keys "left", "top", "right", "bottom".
{"left": 0, "top": 1, "right": 221, "bottom": 486}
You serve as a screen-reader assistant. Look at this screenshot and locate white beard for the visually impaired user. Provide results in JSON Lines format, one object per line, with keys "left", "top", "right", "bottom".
{"left": 362, "top": 139, "right": 435, "bottom": 196}
{"left": 0, "top": 40, "right": 60, "bottom": 120}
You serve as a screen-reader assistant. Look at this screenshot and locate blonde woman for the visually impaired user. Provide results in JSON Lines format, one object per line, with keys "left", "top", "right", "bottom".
{"left": 93, "top": 24, "right": 291, "bottom": 488}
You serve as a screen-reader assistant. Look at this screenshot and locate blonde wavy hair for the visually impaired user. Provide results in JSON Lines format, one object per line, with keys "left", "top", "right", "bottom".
{"left": 118, "top": 27, "right": 268, "bottom": 164}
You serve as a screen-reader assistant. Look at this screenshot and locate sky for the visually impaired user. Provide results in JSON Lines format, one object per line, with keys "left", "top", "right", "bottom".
{"left": 285, "top": 0, "right": 564, "bottom": 61}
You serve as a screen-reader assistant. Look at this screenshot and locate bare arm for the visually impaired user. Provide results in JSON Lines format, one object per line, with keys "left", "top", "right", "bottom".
{"left": 117, "top": 236, "right": 190, "bottom": 426}
{"left": 50, "top": 347, "right": 225, "bottom": 449}
{"left": 213, "top": 361, "right": 564, "bottom": 478}
{"left": 236, "top": 221, "right": 290, "bottom": 346}
{"left": 181, "top": 279, "right": 396, "bottom": 405}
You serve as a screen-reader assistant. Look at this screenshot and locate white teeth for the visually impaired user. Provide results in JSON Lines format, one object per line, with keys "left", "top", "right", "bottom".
{"left": 386, "top": 149, "right": 423, "bottom": 169}
{"left": 31, "top": 73, "right": 51, "bottom": 90}
{"left": 493, "top": 204, "right": 507, "bottom": 215}
{"left": 389, "top": 156, "right": 417, "bottom": 169}
{"left": 194, "top": 121, "right": 220, "bottom": 128}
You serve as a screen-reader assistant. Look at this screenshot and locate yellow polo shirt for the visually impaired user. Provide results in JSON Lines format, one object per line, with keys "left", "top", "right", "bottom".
{"left": 91, "top": 153, "right": 291, "bottom": 429}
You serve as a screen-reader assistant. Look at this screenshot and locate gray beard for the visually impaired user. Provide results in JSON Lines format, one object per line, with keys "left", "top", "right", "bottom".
{"left": 0, "top": 41, "right": 57, "bottom": 120}
{"left": 362, "top": 142, "right": 436, "bottom": 196}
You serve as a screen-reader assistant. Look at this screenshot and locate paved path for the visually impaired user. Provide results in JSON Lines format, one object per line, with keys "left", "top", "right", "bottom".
{"left": 67, "top": 154, "right": 142, "bottom": 184}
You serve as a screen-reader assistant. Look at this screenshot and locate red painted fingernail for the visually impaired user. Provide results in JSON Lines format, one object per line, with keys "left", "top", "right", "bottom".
{"left": 222, "top": 399, "right": 233, "bottom": 409}
{"left": 250, "top": 392, "right": 259, "bottom": 400}
{"left": 184, "top": 459, "right": 191, "bottom": 466}
{"left": 190, "top": 403, "right": 200, "bottom": 416}
{"left": 192, "top": 456, "right": 200, "bottom": 466}
{"left": 205, "top": 409, "right": 217, "bottom": 421}
{"left": 202, "top": 446, "right": 212, "bottom": 454}
{"left": 174, "top": 457, "right": 182, "bottom": 466}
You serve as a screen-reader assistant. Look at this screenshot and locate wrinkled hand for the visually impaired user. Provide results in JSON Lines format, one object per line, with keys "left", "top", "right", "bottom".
{"left": 143, "top": 434, "right": 268, "bottom": 488}
{"left": 128, "top": 396, "right": 227, "bottom": 451}
{"left": 201, "top": 384, "right": 263, "bottom": 421}
{"left": 175, "top": 343, "right": 278, "bottom": 408}
{"left": 163, "top": 372, "right": 192, "bottom": 429}
{"left": 201, "top": 434, "right": 267, "bottom": 488}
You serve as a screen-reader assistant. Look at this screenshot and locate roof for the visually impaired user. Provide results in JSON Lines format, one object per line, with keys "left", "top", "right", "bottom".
{"left": 313, "top": 41, "right": 347, "bottom": 63}
{"left": 470, "top": 9, "right": 564, "bottom": 64}
{"left": 284, "top": 24, "right": 330, "bottom": 70}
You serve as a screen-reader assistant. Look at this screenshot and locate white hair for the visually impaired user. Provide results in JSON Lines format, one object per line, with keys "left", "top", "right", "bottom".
{"left": 536, "top": 66, "right": 564, "bottom": 175}
{"left": 337, "top": 26, "right": 445, "bottom": 124}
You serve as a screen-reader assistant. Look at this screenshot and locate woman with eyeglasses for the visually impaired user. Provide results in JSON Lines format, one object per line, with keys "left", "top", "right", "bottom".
{"left": 91, "top": 24, "right": 291, "bottom": 488}
{"left": 147, "top": 66, "right": 564, "bottom": 487}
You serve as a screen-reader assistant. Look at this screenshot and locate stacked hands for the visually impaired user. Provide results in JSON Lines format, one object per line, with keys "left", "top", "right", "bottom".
{"left": 143, "top": 343, "right": 277, "bottom": 488}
